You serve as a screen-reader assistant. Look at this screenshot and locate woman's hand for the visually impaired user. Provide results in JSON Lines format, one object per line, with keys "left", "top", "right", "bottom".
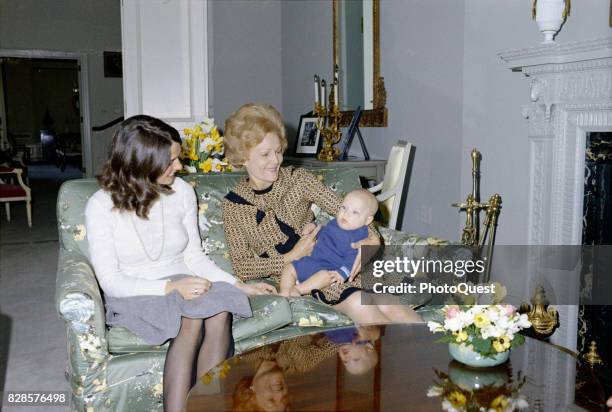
{"left": 301, "top": 222, "right": 317, "bottom": 236}
{"left": 165, "top": 276, "right": 211, "bottom": 300}
{"left": 234, "top": 282, "right": 278, "bottom": 296}
{"left": 348, "top": 228, "right": 381, "bottom": 282}
{"left": 285, "top": 225, "right": 322, "bottom": 263}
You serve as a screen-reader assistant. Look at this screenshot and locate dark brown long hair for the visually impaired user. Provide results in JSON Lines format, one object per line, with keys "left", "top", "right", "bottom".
{"left": 98, "top": 115, "right": 181, "bottom": 218}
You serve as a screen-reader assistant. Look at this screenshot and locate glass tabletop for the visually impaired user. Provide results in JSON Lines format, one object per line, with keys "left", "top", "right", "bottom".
{"left": 186, "top": 324, "right": 606, "bottom": 411}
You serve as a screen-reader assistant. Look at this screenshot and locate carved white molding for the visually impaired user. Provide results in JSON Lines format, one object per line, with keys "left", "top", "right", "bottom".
{"left": 503, "top": 37, "right": 612, "bottom": 409}
{"left": 499, "top": 36, "right": 612, "bottom": 69}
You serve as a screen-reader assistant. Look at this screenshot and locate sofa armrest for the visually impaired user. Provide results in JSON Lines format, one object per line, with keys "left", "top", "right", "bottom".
{"left": 55, "top": 249, "right": 110, "bottom": 396}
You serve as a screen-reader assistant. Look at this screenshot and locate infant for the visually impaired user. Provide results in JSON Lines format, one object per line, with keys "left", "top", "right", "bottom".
{"left": 280, "top": 189, "right": 378, "bottom": 297}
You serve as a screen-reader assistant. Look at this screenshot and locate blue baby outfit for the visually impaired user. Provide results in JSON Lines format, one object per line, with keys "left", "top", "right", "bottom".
{"left": 293, "top": 218, "right": 368, "bottom": 282}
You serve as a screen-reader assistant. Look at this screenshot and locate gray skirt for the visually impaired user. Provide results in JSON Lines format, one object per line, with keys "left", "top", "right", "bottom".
{"left": 105, "top": 276, "right": 252, "bottom": 345}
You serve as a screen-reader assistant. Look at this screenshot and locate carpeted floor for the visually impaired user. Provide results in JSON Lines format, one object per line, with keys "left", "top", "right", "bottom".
{"left": 0, "top": 164, "right": 82, "bottom": 411}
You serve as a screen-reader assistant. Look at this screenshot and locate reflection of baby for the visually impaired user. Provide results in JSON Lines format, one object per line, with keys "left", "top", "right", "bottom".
{"left": 326, "top": 326, "right": 380, "bottom": 375}
{"left": 279, "top": 189, "right": 378, "bottom": 297}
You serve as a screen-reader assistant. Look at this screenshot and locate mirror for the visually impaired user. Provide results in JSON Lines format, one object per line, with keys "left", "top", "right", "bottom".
{"left": 334, "top": 0, "right": 387, "bottom": 127}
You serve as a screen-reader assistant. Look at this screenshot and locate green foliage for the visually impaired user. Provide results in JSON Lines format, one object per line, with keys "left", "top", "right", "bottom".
{"left": 471, "top": 336, "right": 493, "bottom": 356}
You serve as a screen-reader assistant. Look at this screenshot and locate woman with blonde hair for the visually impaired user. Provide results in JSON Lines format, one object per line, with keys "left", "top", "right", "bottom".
{"left": 222, "top": 103, "right": 421, "bottom": 324}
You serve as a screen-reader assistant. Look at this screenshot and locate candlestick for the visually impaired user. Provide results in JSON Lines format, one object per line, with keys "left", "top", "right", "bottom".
{"left": 314, "top": 75, "right": 320, "bottom": 105}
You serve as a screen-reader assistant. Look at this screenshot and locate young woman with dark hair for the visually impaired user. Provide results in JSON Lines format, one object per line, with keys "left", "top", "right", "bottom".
{"left": 85, "top": 115, "right": 275, "bottom": 412}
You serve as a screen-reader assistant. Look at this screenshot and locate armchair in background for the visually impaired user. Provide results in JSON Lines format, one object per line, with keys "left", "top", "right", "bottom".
{"left": 0, "top": 167, "right": 32, "bottom": 227}
{"left": 368, "top": 140, "right": 415, "bottom": 230}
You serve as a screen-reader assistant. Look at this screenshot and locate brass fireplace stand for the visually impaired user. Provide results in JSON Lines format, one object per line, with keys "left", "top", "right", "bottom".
{"left": 452, "top": 149, "right": 502, "bottom": 283}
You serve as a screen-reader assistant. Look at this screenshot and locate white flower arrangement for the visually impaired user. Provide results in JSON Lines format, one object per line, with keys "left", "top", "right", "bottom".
{"left": 427, "top": 305, "right": 531, "bottom": 357}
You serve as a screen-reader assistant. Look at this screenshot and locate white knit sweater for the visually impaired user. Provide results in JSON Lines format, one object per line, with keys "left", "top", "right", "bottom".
{"left": 85, "top": 177, "right": 237, "bottom": 298}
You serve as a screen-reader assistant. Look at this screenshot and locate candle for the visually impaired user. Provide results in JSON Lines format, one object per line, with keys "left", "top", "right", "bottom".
{"left": 314, "top": 75, "right": 320, "bottom": 105}
{"left": 334, "top": 65, "right": 339, "bottom": 107}
{"left": 321, "top": 79, "right": 327, "bottom": 110}
{"left": 334, "top": 79, "right": 338, "bottom": 107}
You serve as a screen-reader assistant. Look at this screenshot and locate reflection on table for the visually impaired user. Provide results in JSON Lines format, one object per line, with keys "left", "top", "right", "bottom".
{"left": 186, "top": 324, "right": 606, "bottom": 411}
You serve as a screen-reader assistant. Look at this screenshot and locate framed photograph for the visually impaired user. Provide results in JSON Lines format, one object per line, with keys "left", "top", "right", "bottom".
{"left": 295, "top": 114, "right": 321, "bottom": 156}
{"left": 339, "top": 106, "right": 369, "bottom": 160}
{"left": 103, "top": 51, "right": 123, "bottom": 78}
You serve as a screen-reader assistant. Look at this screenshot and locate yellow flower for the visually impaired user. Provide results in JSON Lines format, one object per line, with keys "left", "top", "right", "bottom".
{"left": 199, "top": 158, "right": 213, "bottom": 173}
{"left": 211, "top": 127, "right": 221, "bottom": 140}
{"left": 453, "top": 329, "right": 468, "bottom": 342}
{"left": 493, "top": 335, "right": 512, "bottom": 352}
{"left": 201, "top": 372, "right": 213, "bottom": 385}
{"left": 473, "top": 313, "right": 491, "bottom": 329}
{"left": 183, "top": 128, "right": 191, "bottom": 136}
{"left": 448, "top": 390, "right": 467, "bottom": 408}
{"left": 490, "top": 394, "right": 509, "bottom": 411}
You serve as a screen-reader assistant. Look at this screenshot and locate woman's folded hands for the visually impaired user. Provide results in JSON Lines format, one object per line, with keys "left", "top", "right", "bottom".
{"left": 165, "top": 276, "right": 212, "bottom": 300}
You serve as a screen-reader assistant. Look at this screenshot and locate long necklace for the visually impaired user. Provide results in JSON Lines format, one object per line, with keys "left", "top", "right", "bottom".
{"left": 130, "top": 197, "right": 165, "bottom": 261}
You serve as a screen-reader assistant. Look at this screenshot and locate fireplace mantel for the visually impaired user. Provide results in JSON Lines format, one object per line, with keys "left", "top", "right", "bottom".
{"left": 498, "top": 37, "right": 612, "bottom": 248}
{"left": 496, "top": 37, "right": 612, "bottom": 409}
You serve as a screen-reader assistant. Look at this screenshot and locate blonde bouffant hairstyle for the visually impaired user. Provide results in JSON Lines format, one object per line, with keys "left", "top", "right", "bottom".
{"left": 224, "top": 103, "right": 288, "bottom": 168}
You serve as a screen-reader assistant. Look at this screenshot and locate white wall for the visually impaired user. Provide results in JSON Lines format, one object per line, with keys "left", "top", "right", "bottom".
{"left": 0, "top": 0, "right": 123, "bottom": 174}
{"left": 462, "top": 0, "right": 612, "bottom": 244}
{"left": 209, "top": 0, "right": 283, "bottom": 130}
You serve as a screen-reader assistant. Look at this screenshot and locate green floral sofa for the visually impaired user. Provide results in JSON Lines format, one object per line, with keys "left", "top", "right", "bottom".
{"left": 55, "top": 167, "right": 448, "bottom": 411}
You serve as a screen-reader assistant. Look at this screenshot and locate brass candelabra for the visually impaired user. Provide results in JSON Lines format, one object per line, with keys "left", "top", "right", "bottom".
{"left": 314, "top": 94, "right": 342, "bottom": 161}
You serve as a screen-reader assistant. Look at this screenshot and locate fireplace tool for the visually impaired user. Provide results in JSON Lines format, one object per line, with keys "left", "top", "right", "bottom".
{"left": 452, "top": 149, "right": 502, "bottom": 284}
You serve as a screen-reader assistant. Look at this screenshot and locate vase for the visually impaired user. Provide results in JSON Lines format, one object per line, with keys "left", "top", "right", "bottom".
{"left": 448, "top": 342, "right": 510, "bottom": 368}
{"left": 448, "top": 361, "right": 510, "bottom": 391}
{"left": 534, "top": 0, "right": 566, "bottom": 44}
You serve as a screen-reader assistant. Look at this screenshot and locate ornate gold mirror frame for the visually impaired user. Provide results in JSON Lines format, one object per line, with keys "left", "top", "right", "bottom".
{"left": 333, "top": 0, "right": 387, "bottom": 127}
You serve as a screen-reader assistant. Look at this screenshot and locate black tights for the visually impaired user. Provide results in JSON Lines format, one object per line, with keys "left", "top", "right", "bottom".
{"left": 163, "top": 312, "right": 232, "bottom": 412}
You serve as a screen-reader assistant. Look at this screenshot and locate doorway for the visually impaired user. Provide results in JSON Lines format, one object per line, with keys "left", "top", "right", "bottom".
{"left": 0, "top": 49, "right": 93, "bottom": 179}
{"left": 1, "top": 57, "right": 83, "bottom": 176}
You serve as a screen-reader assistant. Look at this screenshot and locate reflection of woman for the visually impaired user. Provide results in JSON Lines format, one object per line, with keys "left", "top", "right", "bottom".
{"left": 85, "top": 115, "right": 274, "bottom": 412}
{"left": 233, "top": 327, "right": 381, "bottom": 411}
{"left": 233, "top": 360, "right": 290, "bottom": 412}
{"left": 222, "top": 103, "right": 421, "bottom": 324}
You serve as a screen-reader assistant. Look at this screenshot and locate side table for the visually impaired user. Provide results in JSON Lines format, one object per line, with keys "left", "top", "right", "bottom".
{"left": 284, "top": 157, "right": 386, "bottom": 183}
